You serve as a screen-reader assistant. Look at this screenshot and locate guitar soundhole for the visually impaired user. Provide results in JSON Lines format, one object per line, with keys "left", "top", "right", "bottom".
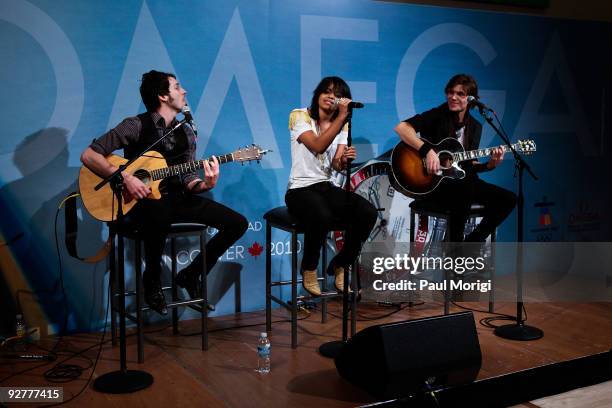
{"left": 133, "top": 169, "right": 151, "bottom": 185}
{"left": 438, "top": 151, "right": 454, "bottom": 169}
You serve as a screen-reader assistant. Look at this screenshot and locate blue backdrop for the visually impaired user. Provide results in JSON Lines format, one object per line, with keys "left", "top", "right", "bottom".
{"left": 1, "top": 0, "right": 610, "bottom": 333}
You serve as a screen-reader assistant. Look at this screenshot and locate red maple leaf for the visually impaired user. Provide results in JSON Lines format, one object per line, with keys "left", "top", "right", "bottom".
{"left": 248, "top": 242, "right": 264, "bottom": 257}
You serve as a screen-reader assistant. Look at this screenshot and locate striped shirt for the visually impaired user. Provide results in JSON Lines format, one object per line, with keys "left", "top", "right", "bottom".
{"left": 90, "top": 111, "right": 199, "bottom": 189}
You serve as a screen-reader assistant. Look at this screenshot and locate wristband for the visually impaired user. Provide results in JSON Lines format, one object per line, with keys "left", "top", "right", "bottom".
{"left": 418, "top": 142, "right": 432, "bottom": 158}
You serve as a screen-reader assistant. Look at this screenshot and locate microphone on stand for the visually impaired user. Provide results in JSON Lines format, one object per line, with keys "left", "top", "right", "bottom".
{"left": 181, "top": 105, "right": 198, "bottom": 136}
{"left": 467, "top": 95, "right": 493, "bottom": 113}
{"left": 333, "top": 98, "right": 365, "bottom": 109}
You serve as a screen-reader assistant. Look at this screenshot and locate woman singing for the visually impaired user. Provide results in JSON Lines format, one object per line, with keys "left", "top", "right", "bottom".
{"left": 286, "top": 76, "right": 376, "bottom": 296}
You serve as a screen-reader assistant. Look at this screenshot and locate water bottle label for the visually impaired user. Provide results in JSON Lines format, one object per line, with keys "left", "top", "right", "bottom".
{"left": 257, "top": 344, "right": 270, "bottom": 358}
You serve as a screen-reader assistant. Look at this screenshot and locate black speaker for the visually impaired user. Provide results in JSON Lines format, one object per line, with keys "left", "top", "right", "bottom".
{"left": 334, "top": 311, "right": 482, "bottom": 399}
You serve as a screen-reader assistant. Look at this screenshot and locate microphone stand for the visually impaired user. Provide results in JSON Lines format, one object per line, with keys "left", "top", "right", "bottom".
{"left": 93, "top": 117, "right": 189, "bottom": 393}
{"left": 319, "top": 106, "right": 358, "bottom": 358}
{"left": 477, "top": 106, "right": 543, "bottom": 341}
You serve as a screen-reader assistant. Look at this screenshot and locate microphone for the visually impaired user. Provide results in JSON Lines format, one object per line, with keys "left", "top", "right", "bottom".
{"left": 181, "top": 105, "right": 198, "bottom": 136}
{"left": 467, "top": 95, "right": 493, "bottom": 112}
{"left": 333, "top": 98, "right": 364, "bottom": 109}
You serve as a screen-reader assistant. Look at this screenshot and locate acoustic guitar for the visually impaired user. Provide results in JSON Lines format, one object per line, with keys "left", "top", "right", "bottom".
{"left": 390, "top": 137, "right": 536, "bottom": 196}
{"left": 79, "top": 145, "right": 268, "bottom": 221}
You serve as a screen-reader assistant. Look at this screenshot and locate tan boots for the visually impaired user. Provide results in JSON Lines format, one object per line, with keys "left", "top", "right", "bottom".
{"left": 302, "top": 269, "right": 321, "bottom": 296}
{"left": 331, "top": 265, "right": 352, "bottom": 293}
{"left": 303, "top": 266, "right": 351, "bottom": 296}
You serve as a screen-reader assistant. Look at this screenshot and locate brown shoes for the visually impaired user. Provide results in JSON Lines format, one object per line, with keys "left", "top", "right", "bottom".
{"left": 329, "top": 264, "right": 353, "bottom": 294}
{"left": 302, "top": 265, "right": 354, "bottom": 296}
{"left": 302, "top": 269, "right": 321, "bottom": 296}
{"left": 333, "top": 265, "right": 346, "bottom": 293}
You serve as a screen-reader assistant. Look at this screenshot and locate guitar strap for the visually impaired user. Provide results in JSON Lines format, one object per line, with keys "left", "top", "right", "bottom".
{"left": 64, "top": 192, "right": 111, "bottom": 263}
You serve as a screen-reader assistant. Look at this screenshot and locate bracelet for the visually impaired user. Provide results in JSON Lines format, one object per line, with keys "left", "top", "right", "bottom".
{"left": 192, "top": 180, "right": 206, "bottom": 191}
{"left": 418, "top": 142, "right": 432, "bottom": 158}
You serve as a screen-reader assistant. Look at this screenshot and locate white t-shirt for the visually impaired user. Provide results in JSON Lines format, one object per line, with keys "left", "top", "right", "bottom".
{"left": 287, "top": 108, "right": 348, "bottom": 189}
{"left": 456, "top": 126, "right": 465, "bottom": 147}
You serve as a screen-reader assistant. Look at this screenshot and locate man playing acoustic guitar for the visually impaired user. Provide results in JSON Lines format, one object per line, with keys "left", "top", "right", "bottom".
{"left": 80, "top": 70, "right": 247, "bottom": 315}
{"left": 394, "top": 73, "right": 516, "bottom": 243}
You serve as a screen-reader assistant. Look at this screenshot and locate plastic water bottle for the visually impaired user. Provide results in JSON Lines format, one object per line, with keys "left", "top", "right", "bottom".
{"left": 256, "top": 332, "right": 271, "bottom": 373}
{"left": 15, "top": 314, "right": 26, "bottom": 338}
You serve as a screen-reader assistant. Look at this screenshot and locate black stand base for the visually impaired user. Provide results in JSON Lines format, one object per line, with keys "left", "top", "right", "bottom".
{"left": 93, "top": 370, "right": 154, "bottom": 394}
{"left": 319, "top": 340, "right": 345, "bottom": 359}
{"left": 494, "top": 323, "right": 544, "bottom": 341}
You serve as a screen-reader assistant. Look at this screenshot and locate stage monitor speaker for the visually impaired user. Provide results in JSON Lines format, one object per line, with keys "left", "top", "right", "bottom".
{"left": 334, "top": 311, "right": 481, "bottom": 399}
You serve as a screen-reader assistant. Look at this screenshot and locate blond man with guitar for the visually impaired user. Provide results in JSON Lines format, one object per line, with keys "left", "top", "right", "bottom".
{"left": 393, "top": 74, "right": 517, "bottom": 243}
{"left": 80, "top": 70, "right": 248, "bottom": 315}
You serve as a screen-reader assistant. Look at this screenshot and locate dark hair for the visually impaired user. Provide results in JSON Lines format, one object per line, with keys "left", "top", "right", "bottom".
{"left": 309, "top": 76, "right": 352, "bottom": 122}
{"left": 140, "top": 70, "right": 176, "bottom": 112}
{"left": 444, "top": 74, "right": 478, "bottom": 98}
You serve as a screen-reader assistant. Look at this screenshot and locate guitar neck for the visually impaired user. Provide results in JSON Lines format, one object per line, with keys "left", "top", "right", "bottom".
{"left": 453, "top": 143, "right": 519, "bottom": 162}
{"left": 150, "top": 153, "right": 234, "bottom": 181}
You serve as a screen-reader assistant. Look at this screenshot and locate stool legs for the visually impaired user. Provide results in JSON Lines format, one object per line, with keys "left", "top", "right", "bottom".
{"left": 321, "top": 246, "right": 328, "bottom": 323}
{"left": 488, "top": 230, "right": 496, "bottom": 313}
{"left": 200, "top": 230, "right": 208, "bottom": 351}
{"left": 265, "top": 218, "right": 351, "bottom": 348}
{"left": 109, "top": 227, "right": 209, "bottom": 363}
{"left": 444, "top": 269, "right": 451, "bottom": 315}
{"left": 265, "top": 222, "right": 272, "bottom": 334}
{"left": 291, "top": 231, "right": 298, "bottom": 349}
{"left": 171, "top": 237, "right": 179, "bottom": 335}
{"left": 410, "top": 208, "right": 498, "bottom": 315}
{"left": 351, "top": 260, "right": 358, "bottom": 336}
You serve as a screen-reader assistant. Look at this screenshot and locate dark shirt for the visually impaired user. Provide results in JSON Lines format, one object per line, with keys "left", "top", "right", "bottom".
{"left": 90, "top": 112, "right": 199, "bottom": 189}
{"left": 403, "top": 103, "right": 487, "bottom": 173}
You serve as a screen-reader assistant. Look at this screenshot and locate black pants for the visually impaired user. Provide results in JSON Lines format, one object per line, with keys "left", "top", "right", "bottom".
{"left": 129, "top": 193, "right": 248, "bottom": 282}
{"left": 285, "top": 182, "right": 377, "bottom": 272}
{"left": 420, "top": 175, "right": 517, "bottom": 242}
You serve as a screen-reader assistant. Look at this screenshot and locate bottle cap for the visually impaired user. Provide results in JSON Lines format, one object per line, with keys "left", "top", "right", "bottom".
{"left": 260, "top": 332, "right": 267, "bottom": 338}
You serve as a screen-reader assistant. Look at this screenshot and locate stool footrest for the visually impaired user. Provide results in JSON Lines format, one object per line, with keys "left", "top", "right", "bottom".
{"left": 271, "top": 277, "right": 325, "bottom": 287}
{"left": 137, "top": 298, "right": 211, "bottom": 312}
{"left": 269, "top": 291, "right": 341, "bottom": 312}
{"left": 184, "top": 303, "right": 216, "bottom": 312}
{"left": 117, "top": 285, "right": 174, "bottom": 299}
{"left": 298, "top": 291, "right": 340, "bottom": 300}
{"left": 167, "top": 298, "right": 208, "bottom": 308}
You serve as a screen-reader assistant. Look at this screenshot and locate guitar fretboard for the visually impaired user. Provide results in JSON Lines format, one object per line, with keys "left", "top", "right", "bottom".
{"left": 150, "top": 154, "right": 234, "bottom": 181}
{"left": 452, "top": 143, "right": 518, "bottom": 162}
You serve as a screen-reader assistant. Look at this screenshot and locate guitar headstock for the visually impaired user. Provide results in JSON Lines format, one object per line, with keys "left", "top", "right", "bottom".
{"left": 516, "top": 139, "right": 536, "bottom": 155}
{"left": 232, "top": 144, "right": 270, "bottom": 163}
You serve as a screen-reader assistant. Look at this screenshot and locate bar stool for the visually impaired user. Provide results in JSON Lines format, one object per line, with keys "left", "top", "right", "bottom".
{"left": 409, "top": 201, "right": 496, "bottom": 314}
{"left": 109, "top": 222, "right": 210, "bottom": 363}
{"left": 264, "top": 206, "right": 356, "bottom": 348}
